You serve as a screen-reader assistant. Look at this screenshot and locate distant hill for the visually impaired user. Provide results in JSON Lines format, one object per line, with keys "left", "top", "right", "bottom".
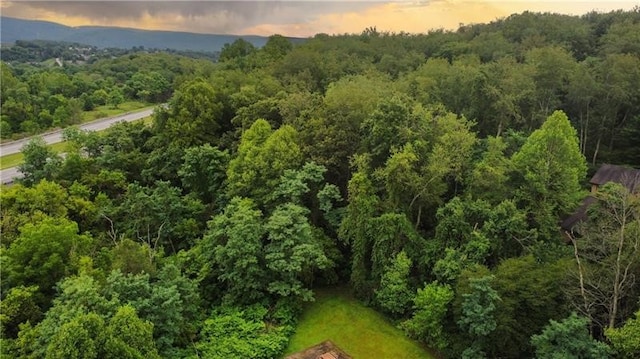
{"left": 0, "top": 17, "right": 300, "bottom": 52}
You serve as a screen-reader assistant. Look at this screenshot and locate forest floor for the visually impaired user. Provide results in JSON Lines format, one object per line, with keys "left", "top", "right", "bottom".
{"left": 284, "top": 286, "right": 437, "bottom": 359}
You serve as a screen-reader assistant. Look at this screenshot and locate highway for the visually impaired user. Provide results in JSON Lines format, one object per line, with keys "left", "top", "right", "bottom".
{"left": 0, "top": 107, "right": 156, "bottom": 185}
{"left": 1, "top": 107, "right": 155, "bottom": 156}
{"left": 1, "top": 166, "right": 21, "bottom": 186}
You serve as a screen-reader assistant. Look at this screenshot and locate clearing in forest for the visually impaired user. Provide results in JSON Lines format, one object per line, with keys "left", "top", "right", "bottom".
{"left": 284, "top": 287, "right": 436, "bottom": 359}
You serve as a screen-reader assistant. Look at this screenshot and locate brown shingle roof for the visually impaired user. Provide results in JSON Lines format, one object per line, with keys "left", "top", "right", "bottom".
{"left": 589, "top": 164, "right": 640, "bottom": 192}
{"left": 562, "top": 164, "right": 640, "bottom": 233}
{"left": 285, "top": 341, "right": 352, "bottom": 359}
{"left": 560, "top": 196, "right": 598, "bottom": 231}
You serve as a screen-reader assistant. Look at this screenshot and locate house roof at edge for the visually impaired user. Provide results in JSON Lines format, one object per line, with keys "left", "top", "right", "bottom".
{"left": 285, "top": 340, "right": 352, "bottom": 359}
{"left": 589, "top": 164, "right": 640, "bottom": 192}
{"left": 560, "top": 196, "right": 597, "bottom": 231}
{"left": 562, "top": 164, "right": 640, "bottom": 232}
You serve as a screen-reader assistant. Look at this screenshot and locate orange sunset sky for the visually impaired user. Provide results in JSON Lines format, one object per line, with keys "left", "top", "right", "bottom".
{"left": 2, "top": 1, "right": 638, "bottom": 37}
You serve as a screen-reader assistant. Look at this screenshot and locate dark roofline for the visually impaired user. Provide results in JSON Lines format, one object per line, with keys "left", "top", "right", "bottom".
{"left": 562, "top": 164, "right": 639, "bottom": 233}
{"left": 560, "top": 196, "right": 597, "bottom": 231}
{"left": 589, "top": 164, "right": 640, "bottom": 192}
{"left": 285, "top": 340, "right": 352, "bottom": 359}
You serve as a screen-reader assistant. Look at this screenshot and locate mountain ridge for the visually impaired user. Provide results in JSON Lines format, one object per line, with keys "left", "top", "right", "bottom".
{"left": 0, "top": 17, "right": 300, "bottom": 52}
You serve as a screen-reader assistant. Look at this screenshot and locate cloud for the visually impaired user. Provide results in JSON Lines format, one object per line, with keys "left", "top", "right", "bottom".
{"left": 2, "top": 1, "right": 639, "bottom": 36}
{"left": 2, "top": 1, "right": 380, "bottom": 35}
{"left": 241, "top": 1, "right": 509, "bottom": 36}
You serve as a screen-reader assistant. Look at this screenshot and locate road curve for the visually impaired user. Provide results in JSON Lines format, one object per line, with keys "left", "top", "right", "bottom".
{"left": 0, "top": 106, "right": 156, "bottom": 185}
{"left": 0, "top": 107, "right": 156, "bottom": 157}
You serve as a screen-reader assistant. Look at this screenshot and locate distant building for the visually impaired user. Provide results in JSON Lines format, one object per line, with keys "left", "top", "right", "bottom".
{"left": 285, "top": 341, "right": 352, "bottom": 359}
{"left": 561, "top": 164, "right": 640, "bottom": 239}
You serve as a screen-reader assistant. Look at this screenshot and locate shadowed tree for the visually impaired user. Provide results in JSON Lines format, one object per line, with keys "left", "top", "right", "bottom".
{"left": 531, "top": 313, "right": 610, "bottom": 359}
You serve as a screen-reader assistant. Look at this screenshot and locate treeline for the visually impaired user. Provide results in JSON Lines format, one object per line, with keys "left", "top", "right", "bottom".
{"left": 1, "top": 9, "right": 640, "bottom": 359}
{"left": 0, "top": 52, "right": 216, "bottom": 139}
{"left": 1, "top": 40, "right": 99, "bottom": 63}
{"left": 0, "top": 40, "right": 220, "bottom": 64}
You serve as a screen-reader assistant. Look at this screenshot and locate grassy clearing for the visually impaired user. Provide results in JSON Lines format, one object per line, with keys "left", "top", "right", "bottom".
{"left": 0, "top": 152, "right": 24, "bottom": 169}
{"left": 284, "top": 287, "right": 436, "bottom": 359}
{"left": 81, "top": 101, "right": 152, "bottom": 122}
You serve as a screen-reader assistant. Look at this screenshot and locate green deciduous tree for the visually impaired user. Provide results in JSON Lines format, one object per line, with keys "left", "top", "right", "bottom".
{"left": 45, "top": 313, "right": 104, "bottom": 359}
{"left": 15, "top": 274, "right": 115, "bottom": 358}
{"left": 262, "top": 34, "right": 293, "bottom": 61}
{"left": 108, "top": 87, "right": 124, "bottom": 109}
{"left": 156, "top": 79, "right": 223, "bottom": 147}
{"left": 606, "top": 309, "right": 640, "bottom": 359}
{"left": 1, "top": 180, "right": 71, "bottom": 244}
{"left": 271, "top": 161, "right": 326, "bottom": 206}
{"left": 178, "top": 144, "right": 229, "bottom": 205}
{"left": 429, "top": 197, "right": 532, "bottom": 281}
{"left": 531, "top": 313, "right": 610, "bottom": 359}
{"left": 298, "top": 74, "right": 392, "bottom": 187}
{"left": 103, "top": 305, "right": 161, "bottom": 359}
{"left": 18, "top": 137, "right": 62, "bottom": 186}
{"left": 380, "top": 106, "right": 477, "bottom": 228}
{"left": 591, "top": 54, "right": 640, "bottom": 165}
{"left": 0, "top": 285, "right": 42, "bottom": 339}
{"left": 361, "top": 96, "right": 413, "bottom": 167}
{"left": 401, "top": 282, "right": 454, "bottom": 350}
{"left": 339, "top": 167, "right": 380, "bottom": 299}
{"left": 512, "top": 110, "right": 587, "bottom": 240}
{"left": 525, "top": 46, "right": 577, "bottom": 126}
{"left": 369, "top": 212, "right": 423, "bottom": 284}
{"left": 375, "top": 251, "right": 413, "bottom": 316}
{"left": 457, "top": 274, "right": 501, "bottom": 357}
{"left": 104, "top": 266, "right": 201, "bottom": 354}
{"left": 195, "top": 305, "right": 289, "bottom": 359}
{"left": 458, "top": 275, "right": 500, "bottom": 337}
{"left": 206, "top": 197, "right": 266, "bottom": 304}
{"left": 489, "top": 255, "right": 571, "bottom": 358}
{"left": 219, "top": 38, "right": 257, "bottom": 63}
{"left": 109, "top": 239, "right": 157, "bottom": 275}
{"left": 226, "top": 119, "right": 303, "bottom": 207}
{"left": 126, "top": 71, "right": 170, "bottom": 103}
{"left": 467, "top": 136, "right": 512, "bottom": 203}
{"left": 4, "top": 217, "right": 93, "bottom": 300}
{"left": 115, "top": 181, "right": 205, "bottom": 252}
{"left": 264, "top": 203, "right": 329, "bottom": 301}
{"left": 570, "top": 182, "right": 640, "bottom": 334}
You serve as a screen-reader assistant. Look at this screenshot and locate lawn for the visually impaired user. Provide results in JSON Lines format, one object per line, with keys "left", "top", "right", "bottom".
{"left": 284, "top": 287, "right": 437, "bottom": 359}
{"left": 0, "top": 152, "right": 24, "bottom": 169}
{"left": 81, "top": 101, "right": 152, "bottom": 122}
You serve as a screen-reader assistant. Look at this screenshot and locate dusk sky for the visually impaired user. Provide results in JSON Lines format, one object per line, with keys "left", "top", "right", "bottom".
{"left": 2, "top": 1, "right": 638, "bottom": 37}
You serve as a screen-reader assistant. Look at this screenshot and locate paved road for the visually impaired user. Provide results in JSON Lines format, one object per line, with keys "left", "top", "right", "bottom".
{"left": 0, "top": 107, "right": 156, "bottom": 185}
{"left": 1, "top": 107, "right": 156, "bottom": 156}
{"left": 1, "top": 166, "right": 21, "bottom": 186}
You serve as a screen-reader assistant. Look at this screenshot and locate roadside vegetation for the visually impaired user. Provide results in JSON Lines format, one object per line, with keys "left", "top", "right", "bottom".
{"left": 1, "top": 50, "right": 215, "bottom": 140}
{"left": 0, "top": 114, "right": 153, "bottom": 170}
{"left": 0, "top": 142, "right": 66, "bottom": 170}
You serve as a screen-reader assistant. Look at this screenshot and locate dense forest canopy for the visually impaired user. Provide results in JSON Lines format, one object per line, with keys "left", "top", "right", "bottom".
{"left": 2, "top": 9, "right": 640, "bottom": 359}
